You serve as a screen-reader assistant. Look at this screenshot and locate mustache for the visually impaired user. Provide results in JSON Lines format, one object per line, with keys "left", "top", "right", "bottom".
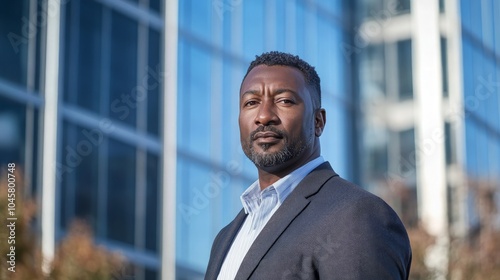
{"left": 250, "top": 126, "right": 285, "bottom": 140}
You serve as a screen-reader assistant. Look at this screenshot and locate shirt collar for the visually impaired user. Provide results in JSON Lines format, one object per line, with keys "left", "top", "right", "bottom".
{"left": 240, "top": 156, "right": 325, "bottom": 215}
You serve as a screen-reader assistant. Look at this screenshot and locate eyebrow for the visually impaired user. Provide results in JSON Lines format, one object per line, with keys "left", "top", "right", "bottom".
{"left": 241, "top": 88, "right": 299, "bottom": 97}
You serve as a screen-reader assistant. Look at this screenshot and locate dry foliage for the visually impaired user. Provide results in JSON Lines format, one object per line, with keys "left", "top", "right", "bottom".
{"left": 407, "top": 224, "right": 435, "bottom": 280}
{"left": 0, "top": 166, "right": 124, "bottom": 279}
{"left": 50, "top": 221, "right": 124, "bottom": 280}
{"left": 448, "top": 182, "right": 500, "bottom": 280}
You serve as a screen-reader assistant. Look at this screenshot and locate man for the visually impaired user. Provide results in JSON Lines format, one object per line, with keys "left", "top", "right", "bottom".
{"left": 205, "top": 51, "right": 412, "bottom": 279}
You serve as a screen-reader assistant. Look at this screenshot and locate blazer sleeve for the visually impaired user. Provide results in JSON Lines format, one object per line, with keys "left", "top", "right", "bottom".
{"left": 315, "top": 195, "right": 412, "bottom": 279}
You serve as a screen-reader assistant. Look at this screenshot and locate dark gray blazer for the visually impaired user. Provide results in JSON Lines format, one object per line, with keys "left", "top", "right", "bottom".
{"left": 205, "top": 162, "right": 412, "bottom": 279}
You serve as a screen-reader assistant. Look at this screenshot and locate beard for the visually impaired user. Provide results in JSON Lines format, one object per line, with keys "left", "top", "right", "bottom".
{"left": 242, "top": 126, "right": 312, "bottom": 168}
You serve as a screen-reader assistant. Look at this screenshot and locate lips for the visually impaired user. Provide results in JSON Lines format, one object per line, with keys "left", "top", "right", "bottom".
{"left": 253, "top": 131, "right": 282, "bottom": 140}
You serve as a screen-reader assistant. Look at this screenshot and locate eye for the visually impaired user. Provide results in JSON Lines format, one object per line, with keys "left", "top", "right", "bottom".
{"left": 277, "top": 99, "right": 296, "bottom": 105}
{"left": 243, "top": 100, "right": 259, "bottom": 107}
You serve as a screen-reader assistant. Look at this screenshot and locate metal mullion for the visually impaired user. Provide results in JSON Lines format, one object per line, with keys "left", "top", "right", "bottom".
{"left": 98, "top": 6, "right": 112, "bottom": 239}
{"left": 135, "top": 2, "right": 149, "bottom": 266}
{"left": 41, "top": 0, "right": 62, "bottom": 272}
{"left": 285, "top": 0, "right": 297, "bottom": 53}
{"left": 385, "top": 43, "right": 397, "bottom": 102}
{"left": 161, "top": 0, "right": 178, "bottom": 278}
{"left": 56, "top": 0, "right": 72, "bottom": 235}
{"left": 230, "top": 0, "right": 245, "bottom": 221}
{"left": 304, "top": 0, "right": 317, "bottom": 60}
{"left": 24, "top": 0, "right": 39, "bottom": 199}
{"left": 67, "top": 0, "right": 80, "bottom": 105}
{"left": 264, "top": 0, "right": 276, "bottom": 50}
{"left": 210, "top": 0, "right": 224, "bottom": 246}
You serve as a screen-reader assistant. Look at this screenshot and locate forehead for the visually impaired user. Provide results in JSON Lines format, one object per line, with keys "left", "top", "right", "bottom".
{"left": 240, "top": 65, "right": 307, "bottom": 93}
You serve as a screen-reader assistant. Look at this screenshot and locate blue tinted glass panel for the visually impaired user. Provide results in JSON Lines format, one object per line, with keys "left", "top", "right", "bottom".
{"left": 316, "top": 17, "right": 339, "bottom": 94}
{"left": 397, "top": 39, "right": 413, "bottom": 100}
{"left": 221, "top": 58, "right": 242, "bottom": 163}
{"left": 177, "top": 43, "right": 211, "bottom": 159}
{"left": 439, "top": 0, "right": 445, "bottom": 13}
{"left": 398, "top": 128, "right": 416, "bottom": 183}
{"left": 363, "top": 127, "right": 388, "bottom": 182}
{"left": 441, "top": 37, "right": 448, "bottom": 97}
{"left": 275, "top": 0, "right": 286, "bottom": 51}
{"left": 145, "top": 152, "right": 159, "bottom": 252}
{"left": 0, "top": 0, "right": 28, "bottom": 85}
{"left": 460, "top": 0, "right": 472, "bottom": 31}
{"left": 187, "top": 0, "right": 211, "bottom": 43}
{"left": 147, "top": 28, "right": 161, "bottom": 136}
{"left": 150, "top": 0, "right": 161, "bottom": 14}
{"left": 60, "top": 121, "right": 75, "bottom": 230}
{"left": 357, "top": 0, "right": 383, "bottom": 21}
{"left": 0, "top": 97, "right": 26, "bottom": 168}
{"left": 464, "top": 117, "right": 478, "bottom": 176}
{"left": 109, "top": 11, "right": 138, "bottom": 128}
{"left": 395, "top": 0, "right": 411, "bottom": 14}
{"left": 145, "top": 268, "right": 158, "bottom": 280}
{"left": 60, "top": 121, "right": 100, "bottom": 230}
{"left": 176, "top": 158, "right": 216, "bottom": 273}
{"left": 34, "top": 0, "right": 44, "bottom": 92}
{"left": 107, "top": 139, "right": 136, "bottom": 245}
{"left": 315, "top": 0, "right": 342, "bottom": 16}
{"left": 295, "top": 2, "right": 306, "bottom": 55}
{"left": 178, "top": 0, "right": 189, "bottom": 30}
{"left": 360, "top": 44, "right": 386, "bottom": 100}
{"left": 64, "top": 0, "right": 103, "bottom": 113}
{"left": 242, "top": 0, "right": 265, "bottom": 61}
{"left": 76, "top": 0, "right": 102, "bottom": 112}
{"left": 444, "top": 122, "right": 455, "bottom": 165}
{"left": 495, "top": 1, "right": 500, "bottom": 56}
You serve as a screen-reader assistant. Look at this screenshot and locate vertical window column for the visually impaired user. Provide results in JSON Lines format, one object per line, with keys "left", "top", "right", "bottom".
{"left": 412, "top": 0, "right": 447, "bottom": 237}
{"left": 413, "top": 0, "right": 449, "bottom": 276}
{"left": 41, "top": 0, "right": 62, "bottom": 272}
{"left": 162, "top": 0, "right": 178, "bottom": 279}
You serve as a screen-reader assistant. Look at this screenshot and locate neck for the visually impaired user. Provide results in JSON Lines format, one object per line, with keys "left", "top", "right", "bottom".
{"left": 256, "top": 150, "right": 320, "bottom": 190}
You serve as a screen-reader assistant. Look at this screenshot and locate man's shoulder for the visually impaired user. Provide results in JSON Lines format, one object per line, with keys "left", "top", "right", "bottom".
{"left": 311, "top": 174, "right": 402, "bottom": 220}
{"left": 309, "top": 167, "right": 375, "bottom": 200}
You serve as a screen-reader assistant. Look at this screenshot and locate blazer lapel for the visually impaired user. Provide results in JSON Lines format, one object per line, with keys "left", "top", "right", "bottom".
{"left": 234, "top": 162, "right": 337, "bottom": 280}
{"left": 205, "top": 209, "right": 247, "bottom": 280}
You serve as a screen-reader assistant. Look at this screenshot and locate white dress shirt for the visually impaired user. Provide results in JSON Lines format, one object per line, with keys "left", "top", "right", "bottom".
{"left": 217, "top": 157, "right": 325, "bottom": 280}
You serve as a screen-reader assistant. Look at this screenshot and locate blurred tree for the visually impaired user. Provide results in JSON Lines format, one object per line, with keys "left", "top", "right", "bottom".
{"left": 448, "top": 180, "right": 500, "bottom": 280}
{"left": 407, "top": 225, "right": 435, "bottom": 279}
{"left": 0, "top": 166, "right": 123, "bottom": 279}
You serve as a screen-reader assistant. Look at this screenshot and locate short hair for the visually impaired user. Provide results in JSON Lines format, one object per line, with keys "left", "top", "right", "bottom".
{"left": 243, "top": 51, "right": 321, "bottom": 108}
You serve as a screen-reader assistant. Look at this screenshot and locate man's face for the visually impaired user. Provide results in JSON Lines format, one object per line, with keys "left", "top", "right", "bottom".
{"left": 239, "top": 65, "right": 321, "bottom": 170}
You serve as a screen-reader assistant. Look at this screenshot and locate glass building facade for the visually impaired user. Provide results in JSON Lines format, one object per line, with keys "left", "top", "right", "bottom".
{"left": 175, "top": 0, "right": 354, "bottom": 276}
{"left": 1, "top": 0, "right": 354, "bottom": 279}
{"left": 1, "top": 0, "right": 498, "bottom": 279}
{"left": 459, "top": 0, "right": 500, "bottom": 232}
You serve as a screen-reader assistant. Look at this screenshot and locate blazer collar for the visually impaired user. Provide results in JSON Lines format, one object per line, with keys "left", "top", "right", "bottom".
{"left": 234, "top": 162, "right": 338, "bottom": 279}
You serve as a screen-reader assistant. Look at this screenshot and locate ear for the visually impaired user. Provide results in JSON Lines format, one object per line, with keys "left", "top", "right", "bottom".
{"left": 314, "top": 108, "right": 326, "bottom": 137}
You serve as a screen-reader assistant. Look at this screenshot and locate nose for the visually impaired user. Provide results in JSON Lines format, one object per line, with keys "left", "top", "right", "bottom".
{"left": 255, "top": 100, "right": 279, "bottom": 126}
